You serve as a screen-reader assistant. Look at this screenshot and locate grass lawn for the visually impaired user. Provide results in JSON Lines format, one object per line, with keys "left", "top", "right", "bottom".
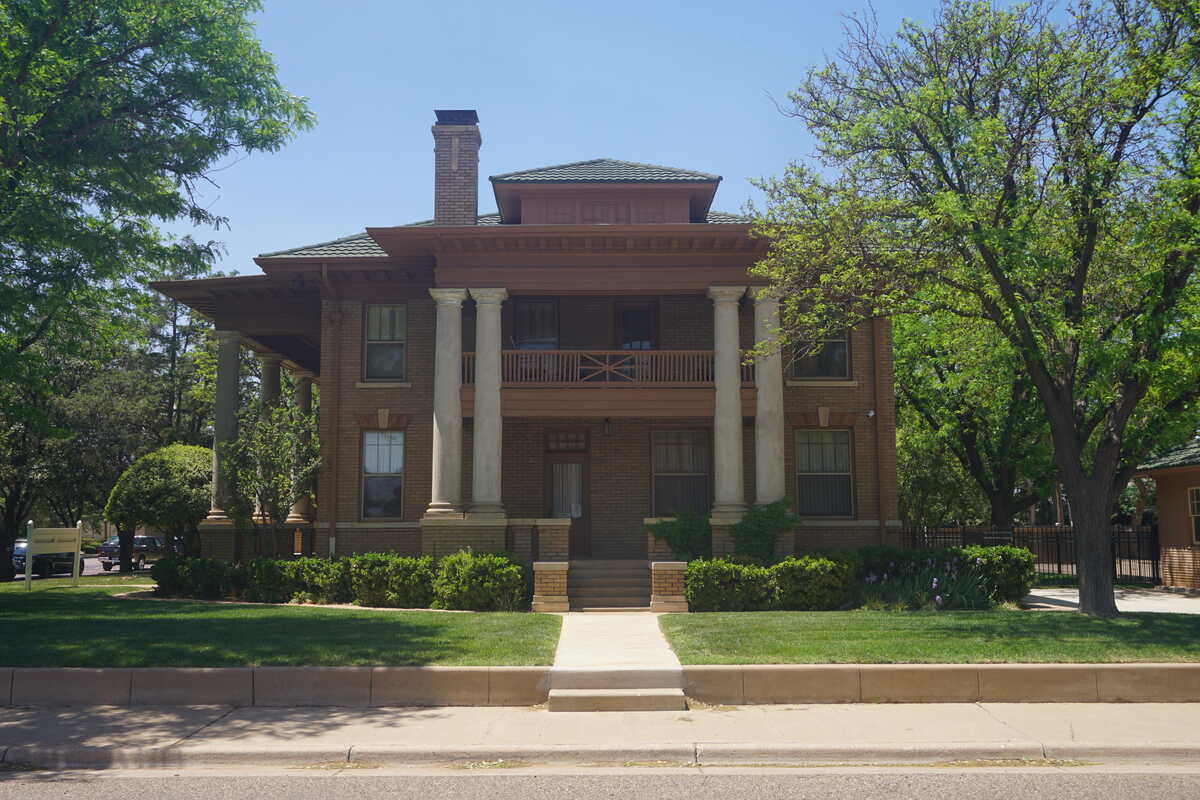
{"left": 659, "top": 610, "right": 1200, "bottom": 664}
{"left": 0, "top": 580, "right": 561, "bottom": 667}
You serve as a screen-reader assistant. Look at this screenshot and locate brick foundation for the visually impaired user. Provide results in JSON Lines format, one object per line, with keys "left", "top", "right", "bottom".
{"left": 532, "top": 561, "right": 569, "bottom": 612}
{"left": 419, "top": 519, "right": 507, "bottom": 560}
{"left": 650, "top": 561, "right": 688, "bottom": 612}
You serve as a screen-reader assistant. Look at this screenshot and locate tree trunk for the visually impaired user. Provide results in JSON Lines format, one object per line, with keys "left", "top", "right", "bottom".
{"left": 1063, "top": 480, "right": 1119, "bottom": 617}
{"left": 118, "top": 526, "right": 134, "bottom": 573}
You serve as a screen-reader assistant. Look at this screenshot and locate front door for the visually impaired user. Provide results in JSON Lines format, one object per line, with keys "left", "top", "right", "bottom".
{"left": 546, "top": 432, "right": 590, "bottom": 558}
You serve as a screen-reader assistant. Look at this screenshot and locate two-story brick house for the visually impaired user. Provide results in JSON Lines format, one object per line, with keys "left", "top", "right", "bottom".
{"left": 154, "top": 110, "right": 900, "bottom": 610}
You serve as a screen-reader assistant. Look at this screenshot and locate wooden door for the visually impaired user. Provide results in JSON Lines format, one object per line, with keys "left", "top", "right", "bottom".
{"left": 547, "top": 453, "right": 590, "bottom": 559}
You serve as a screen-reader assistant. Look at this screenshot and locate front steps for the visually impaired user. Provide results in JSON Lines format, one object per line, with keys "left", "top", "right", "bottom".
{"left": 547, "top": 667, "right": 687, "bottom": 712}
{"left": 568, "top": 559, "right": 651, "bottom": 610}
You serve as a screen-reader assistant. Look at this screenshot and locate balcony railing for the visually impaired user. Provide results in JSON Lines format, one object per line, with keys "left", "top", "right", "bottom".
{"left": 463, "top": 350, "right": 755, "bottom": 386}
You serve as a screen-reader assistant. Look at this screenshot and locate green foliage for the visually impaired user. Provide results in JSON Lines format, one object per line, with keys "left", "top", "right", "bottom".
{"left": 684, "top": 559, "right": 775, "bottom": 612}
{"left": 432, "top": 550, "right": 529, "bottom": 612}
{"left": 285, "top": 557, "right": 352, "bottom": 605}
{"left": 750, "top": 0, "right": 1200, "bottom": 613}
{"left": 960, "top": 545, "right": 1038, "bottom": 604}
{"left": 103, "top": 444, "right": 211, "bottom": 537}
{"left": 729, "top": 500, "right": 798, "bottom": 565}
{"left": 0, "top": 0, "right": 313, "bottom": 374}
{"left": 150, "top": 556, "right": 231, "bottom": 600}
{"left": 348, "top": 553, "right": 435, "bottom": 609}
{"left": 646, "top": 513, "right": 711, "bottom": 561}
{"left": 771, "top": 555, "right": 857, "bottom": 610}
{"left": 241, "top": 558, "right": 292, "bottom": 604}
{"left": 222, "top": 402, "right": 320, "bottom": 528}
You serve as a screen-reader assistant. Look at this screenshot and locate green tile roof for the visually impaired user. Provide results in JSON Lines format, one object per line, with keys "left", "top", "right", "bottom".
{"left": 258, "top": 211, "right": 749, "bottom": 259}
{"left": 490, "top": 158, "right": 720, "bottom": 183}
{"left": 1138, "top": 439, "right": 1200, "bottom": 471}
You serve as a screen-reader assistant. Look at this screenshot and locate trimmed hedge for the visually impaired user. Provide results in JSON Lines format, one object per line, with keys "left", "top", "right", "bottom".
{"left": 348, "top": 553, "right": 434, "bottom": 608}
{"left": 684, "top": 544, "right": 1036, "bottom": 612}
{"left": 433, "top": 550, "right": 529, "bottom": 611}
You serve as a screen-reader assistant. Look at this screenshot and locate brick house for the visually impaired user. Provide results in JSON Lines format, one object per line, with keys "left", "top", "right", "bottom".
{"left": 1137, "top": 440, "right": 1200, "bottom": 590}
{"left": 154, "top": 110, "right": 900, "bottom": 610}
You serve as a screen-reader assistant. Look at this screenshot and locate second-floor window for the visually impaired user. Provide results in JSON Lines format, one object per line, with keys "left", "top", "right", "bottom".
{"left": 652, "top": 430, "right": 710, "bottom": 515}
{"left": 364, "top": 304, "right": 407, "bottom": 380}
{"left": 792, "top": 330, "right": 850, "bottom": 380}
{"left": 514, "top": 299, "right": 558, "bottom": 350}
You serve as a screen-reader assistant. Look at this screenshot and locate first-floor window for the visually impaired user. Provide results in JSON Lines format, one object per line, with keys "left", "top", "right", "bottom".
{"left": 652, "top": 430, "right": 710, "bottom": 515}
{"left": 363, "top": 431, "right": 405, "bottom": 518}
{"left": 1190, "top": 487, "right": 1200, "bottom": 544}
{"left": 794, "top": 429, "right": 853, "bottom": 516}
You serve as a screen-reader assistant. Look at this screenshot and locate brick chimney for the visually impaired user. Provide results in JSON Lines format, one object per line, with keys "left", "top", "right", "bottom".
{"left": 432, "top": 109, "right": 481, "bottom": 225}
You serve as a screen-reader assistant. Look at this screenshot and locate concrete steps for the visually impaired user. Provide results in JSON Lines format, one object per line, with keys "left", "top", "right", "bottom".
{"left": 547, "top": 688, "right": 687, "bottom": 712}
{"left": 568, "top": 559, "right": 650, "bottom": 611}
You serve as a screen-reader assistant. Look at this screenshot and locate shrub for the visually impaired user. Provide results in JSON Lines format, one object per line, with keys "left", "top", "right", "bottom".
{"left": 853, "top": 545, "right": 1034, "bottom": 610}
{"left": 284, "top": 557, "right": 352, "bottom": 604}
{"left": 151, "top": 555, "right": 232, "bottom": 600}
{"left": 432, "top": 550, "right": 528, "bottom": 611}
{"left": 646, "top": 512, "right": 711, "bottom": 561}
{"left": 241, "top": 557, "right": 293, "bottom": 604}
{"left": 348, "top": 553, "right": 435, "bottom": 608}
{"left": 729, "top": 500, "right": 798, "bottom": 565}
{"left": 771, "top": 554, "right": 857, "bottom": 610}
{"left": 961, "top": 545, "right": 1037, "bottom": 603}
{"left": 685, "top": 558, "right": 774, "bottom": 612}
{"left": 104, "top": 444, "right": 211, "bottom": 558}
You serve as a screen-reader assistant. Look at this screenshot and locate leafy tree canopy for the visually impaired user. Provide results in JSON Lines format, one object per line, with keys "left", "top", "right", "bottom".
{"left": 104, "top": 443, "right": 211, "bottom": 539}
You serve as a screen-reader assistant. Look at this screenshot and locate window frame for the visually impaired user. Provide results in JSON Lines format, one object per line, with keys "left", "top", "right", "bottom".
{"left": 361, "top": 430, "right": 406, "bottom": 520}
{"left": 793, "top": 428, "right": 856, "bottom": 518}
{"left": 1190, "top": 487, "right": 1200, "bottom": 545}
{"left": 790, "top": 330, "right": 852, "bottom": 381}
{"left": 513, "top": 298, "right": 559, "bottom": 350}
{"left": 362, "top": 303, "right": 408, "bottom": 382}
{"left": 650, "top": 428, "right": 712, "bottom": 517}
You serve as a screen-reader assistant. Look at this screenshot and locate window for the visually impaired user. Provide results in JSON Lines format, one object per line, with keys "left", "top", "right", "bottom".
{"left": 792, "top": 331, "right": 850, "bottom": 380}
{"left": 363, "top": 431, "right": 405, "bottom": 518}
{"left": 794, "top": 429, "right": 853, "bottom": 516}
{"left": 617, "top": 303, "right": 656, "bottom": 351}
{"left": 364, "top": 305, "right": 407, "bottom": 380}
{"left": 514, "top": 300, "right": 558, "bottom": 350}
{"left": 652, "top": 430, "right": 710, "bottom": 515}
{"left": 1191, "top": 487, "right": 1200, "bottom": 544}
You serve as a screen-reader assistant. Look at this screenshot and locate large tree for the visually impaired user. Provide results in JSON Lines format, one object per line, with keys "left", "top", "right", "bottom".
{"left": 0, "top": 0, "right": 312, "bottom": 373}
{"left": 753, "top": 0, "right": 1200, "bottom": 615}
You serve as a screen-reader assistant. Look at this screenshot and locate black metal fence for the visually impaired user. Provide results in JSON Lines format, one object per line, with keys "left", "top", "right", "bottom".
{"left": 900, "top": 525, "right": 1160, "bottom": 584}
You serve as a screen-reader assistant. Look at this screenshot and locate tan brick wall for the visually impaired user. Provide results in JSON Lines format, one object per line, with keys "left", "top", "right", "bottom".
{"left": 651, "top": 565, "right": 685, "bottom": 596}
{"left": 420, "top": 525, "right": 507, "bottom": 560}
{"left": 534, "top": 567, "right": 567, "bottom": 597}
{"left": 1155, "top": 470, "right": 1200, "bottom": 589}
{"left": 432, "top": 124, "right": 480, "bottom": 226}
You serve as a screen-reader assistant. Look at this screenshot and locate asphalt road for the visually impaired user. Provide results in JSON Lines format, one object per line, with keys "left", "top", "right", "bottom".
{"left": 3, "top": 768, "right": 1200, "bottom": 800}
{"left": 7, "top": 556, "right": 150, "bottom": 580}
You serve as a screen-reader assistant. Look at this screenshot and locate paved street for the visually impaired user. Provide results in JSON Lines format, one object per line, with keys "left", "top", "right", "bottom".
{"left": 3, "top": 767, "right": 1200, "bottom": 800}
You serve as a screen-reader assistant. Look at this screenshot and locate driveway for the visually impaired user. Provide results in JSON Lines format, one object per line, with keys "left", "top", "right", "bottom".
{"left": 1024, "top": 586, "right": 1200, "bottom": 614}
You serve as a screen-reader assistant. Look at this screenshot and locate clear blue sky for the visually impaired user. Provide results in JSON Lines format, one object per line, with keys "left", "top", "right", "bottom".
{"left": 168, "top": 0, "right": 939, "bottom": 275}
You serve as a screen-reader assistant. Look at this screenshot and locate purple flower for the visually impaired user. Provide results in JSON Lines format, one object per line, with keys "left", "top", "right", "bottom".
{"left": 934, "top": 595, "right": 944, "bottom": 606}
{"left": 976, "top": 557, "right": 984, "bottom": 565}
{"left": 931, "top": 578, "right": 939, "bottom": 589}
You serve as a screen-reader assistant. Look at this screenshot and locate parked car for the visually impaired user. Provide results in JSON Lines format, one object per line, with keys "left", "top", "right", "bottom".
{"left": 97, "top": 535, "right": 170, "bottom": 571}
{"left": 11, "top": 539, "right": 84, "bottom": 579}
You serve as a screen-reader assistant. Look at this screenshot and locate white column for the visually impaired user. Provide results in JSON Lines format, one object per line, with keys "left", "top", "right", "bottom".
{"left": 258, "top": 353, "right": 282, "bottom": 412}
{"left": 753, "top": 290, "right": 786, "bottom": 505}
{"left": 426, "top": 288, "right": 468, "bottom": 516}
{"left": 286, "top": 372, "right": 315, "bottom": 524}
{"left": 206, "top": 330, "right": 241, "bottom": 523}
{"left": 468, "top": 288, "right": 507, "bottom": 518}
{"left": 708, "top": 285, "right": 747, "bottom": 520}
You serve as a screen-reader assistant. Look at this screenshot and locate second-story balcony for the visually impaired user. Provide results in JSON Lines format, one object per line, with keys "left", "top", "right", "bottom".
{"left": 463, "top": 350, "right": 755, "bottom": 387}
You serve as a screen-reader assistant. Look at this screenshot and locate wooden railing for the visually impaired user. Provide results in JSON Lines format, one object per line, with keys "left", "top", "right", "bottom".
{"left": 462, "top": 350, "right": 755, "bottom": 386}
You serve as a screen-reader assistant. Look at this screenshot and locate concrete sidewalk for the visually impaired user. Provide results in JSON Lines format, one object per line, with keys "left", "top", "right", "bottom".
{"left": 3, "top": 703, "right": 1199, "bottom": 769}
{"left": 1024, "top": 587, "right": 1200, "bottom": 614}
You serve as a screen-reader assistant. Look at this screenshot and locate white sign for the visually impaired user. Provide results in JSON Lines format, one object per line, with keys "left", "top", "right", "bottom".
{"left": 23, "top": 521, "right": 83, "bottom": 592}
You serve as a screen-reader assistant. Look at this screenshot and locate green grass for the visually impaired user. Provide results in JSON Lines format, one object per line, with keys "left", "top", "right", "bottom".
{"left": 0, "top": 581, "right": 561, "bottom": 667}
{"left": 9, "top": 573, "right": 158, "bottom": 586}
{"left": 659, "top": 610, "right": 1200, "bottom": 664}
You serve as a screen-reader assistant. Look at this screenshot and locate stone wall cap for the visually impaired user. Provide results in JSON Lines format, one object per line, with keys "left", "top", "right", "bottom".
{"left": 651, "top": 561, "right": 688, "bottom": 570}
{"left": 533, "top": 561, "right": 570, "bottom": 571}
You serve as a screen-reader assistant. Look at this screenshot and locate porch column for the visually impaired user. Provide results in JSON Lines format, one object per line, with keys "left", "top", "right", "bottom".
{"left": 206, "top": 330, "right": 241, "bottom": 523}
{"left": 286, "top": 371, "right": 315, "bottom": 524}
{"left": 468, "top": 288, "right": 507, "bottom": 518}
{"left": 753, "top": 290, "right": 786, "bottom": 504}
{"left": 258, "top": 353, "right": 282, "bottom": 411}
{"left": 426, "top": 288, "right": 468, "bottom": 516}
{"left": 708, "top": 285, "right": 747, "bottom": 520}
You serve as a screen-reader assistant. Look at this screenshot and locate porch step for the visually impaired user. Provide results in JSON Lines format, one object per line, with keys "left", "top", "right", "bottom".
{"left": 547, "top": 687, "right": 687, "bottom": 712}
{"left": 550, "top": 668, "right": 683, "bottom": 690}
{"left": 567, "top": 559, "right": 652, "bottom": 612}
{"left": 572, "top": 606, "right": 653, "bottom": 613}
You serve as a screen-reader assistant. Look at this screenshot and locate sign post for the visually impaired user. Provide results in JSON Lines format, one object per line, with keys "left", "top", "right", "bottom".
{"left": 24, "top": 521, "right": 84, "bottom": 593}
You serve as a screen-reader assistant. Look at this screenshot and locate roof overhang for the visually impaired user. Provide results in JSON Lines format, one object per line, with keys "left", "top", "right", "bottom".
{"left": 490, "top": 180, "right": 719, "bottom": 223}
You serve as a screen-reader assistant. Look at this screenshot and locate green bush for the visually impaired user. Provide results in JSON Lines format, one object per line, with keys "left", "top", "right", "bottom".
{"left": 646, "top": 512, "right": 711, "bottom": 561}
{"left": 685, "top": 558, "right": 774, "bottom": 612}
{"left": 151, "top": 556, "right": 232, "bottom": 600}
{"left": 729, "top": 500, "right": 798, "bottom": 565}
{"left": 241, "top": 557, "right": 293, "bottom": 604}
{"left": 960, "top": 545, "right": 1037, "bottom": 603}
{"left": 284, "top": 557, "right": 352, "bottom": 604}
{"left": 348, "top": 553, "right": 435, "bottom": 608}
{"left": 104, "top": 444, "right": 211, "bottom": 556}
{"left": 81, "top": 537, "right": 102, "bottom": 554}
{"left": 432, "top": 550, "right": 528, "bottom": 611}
{"left": 853, "top": 545, "right": 1034, "bottom": 610}
{"left": 771, "top": 554, "right": 857, "bottom": 610}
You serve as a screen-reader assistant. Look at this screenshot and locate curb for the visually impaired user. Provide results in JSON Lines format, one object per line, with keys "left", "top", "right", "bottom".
{"left": 6, "top": 741, "right": 1200, "bottom": 769}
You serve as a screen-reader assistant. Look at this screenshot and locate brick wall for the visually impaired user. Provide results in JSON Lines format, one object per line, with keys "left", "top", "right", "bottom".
{"left": 1155, "top": 470, "right": 1200, "bottom": 590}
{"left": 432, "top": 123, "right": 480, "bottom": 226}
